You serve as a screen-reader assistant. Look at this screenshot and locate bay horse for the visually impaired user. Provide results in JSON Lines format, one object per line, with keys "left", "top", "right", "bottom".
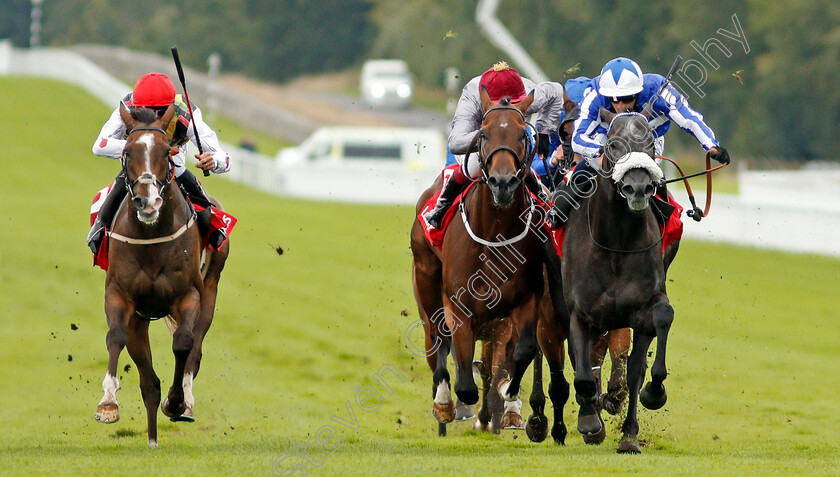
{"left": 93, "top": 104, "right": 229, "bottom": 447}
{"left": 558, "top": 107, "right": 676, "bottom": 453}
{"left": 410, "top": 89, "right": 545, "bottom": 435}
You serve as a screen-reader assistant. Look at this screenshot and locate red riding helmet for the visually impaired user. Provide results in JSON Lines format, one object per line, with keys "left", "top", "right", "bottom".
{"left": 479, "top": 61, "right": 527, "bottom": 103}
{"left": 127, "top": 72, "right": 176, "bottom": 107}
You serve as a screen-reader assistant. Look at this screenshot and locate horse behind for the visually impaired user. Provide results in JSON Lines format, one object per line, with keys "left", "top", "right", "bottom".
{"left": 411, "top": 90, "right": 545, "bottom": 435}
{"left": 560, "top": 109, "right": 675, "bottom": 453}
{"left": 93, "top": 104, "right": 229, "bottom": 447}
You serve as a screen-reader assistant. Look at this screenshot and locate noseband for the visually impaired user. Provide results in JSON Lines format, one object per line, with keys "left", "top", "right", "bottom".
{"left": 466, "top": 105, "right": 536, "bottom": 183}
{"left": 122, "top": 126, "right": 176, "bottom": 199}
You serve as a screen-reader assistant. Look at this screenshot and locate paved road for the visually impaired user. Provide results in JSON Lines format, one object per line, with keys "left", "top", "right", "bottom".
{"left": 72, "top": 45, "right": 450, "bottom": 143}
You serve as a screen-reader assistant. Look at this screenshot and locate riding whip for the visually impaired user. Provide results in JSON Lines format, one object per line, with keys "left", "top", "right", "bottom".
{"left": 170, "top": 47, "right": 210, "bottom": 177}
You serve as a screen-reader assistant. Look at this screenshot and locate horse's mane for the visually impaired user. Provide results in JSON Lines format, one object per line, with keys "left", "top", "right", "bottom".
{"left": 130, "top": 107, "right": 158, "bottom": 125}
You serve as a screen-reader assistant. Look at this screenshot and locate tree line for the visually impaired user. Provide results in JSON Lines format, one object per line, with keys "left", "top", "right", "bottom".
{"left": 1, "top": 0, "right": 837, "bottom": 160}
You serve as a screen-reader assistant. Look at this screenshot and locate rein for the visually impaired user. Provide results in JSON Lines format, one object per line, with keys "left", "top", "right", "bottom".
{"left": 458, "top": 192, "right": 536, "bottom": 247}
{"left": 107, "top": 216, "right": 196, "bottom": 245}
{"left": 586, "top": 183, "right": 664, "bottom": 254}
{"left": 112, "top": 124, "right": 195, "bottom": 245}
{"left": 657, "top": 151, "right": 728, "bottom": 221}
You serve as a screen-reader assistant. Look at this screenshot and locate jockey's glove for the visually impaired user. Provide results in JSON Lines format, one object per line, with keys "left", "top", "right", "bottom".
{"left": 710, "top": 146, "right": 730, "bottom": 164}
{"left": 537, "top": 133, "right": 551, "bottom": 159}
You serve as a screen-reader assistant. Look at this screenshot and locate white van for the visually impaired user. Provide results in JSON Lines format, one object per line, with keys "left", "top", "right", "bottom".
{"left": 360, "top": 59, "right": 414, "bottom": 109}
{"left": 275, "top": 126, "right": 446, "bottom": 204}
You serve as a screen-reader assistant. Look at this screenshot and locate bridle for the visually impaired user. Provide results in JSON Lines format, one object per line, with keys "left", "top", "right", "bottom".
{"left": 121, "top": 126, "right": 176, "bottom": 199}
{"left": 465, "top": 105, "right": 536, "bottom": 183}
{"left": 458, "top": 103, "right": 538, "bottom": 247}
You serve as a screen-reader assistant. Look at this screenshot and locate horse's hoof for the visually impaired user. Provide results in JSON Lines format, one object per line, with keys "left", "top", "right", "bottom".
{"left": 432, "top": 403, "right": 455, "bottom": 424}
{"left": 617, "top": 436, "right": 642, "bottom": 454}
{"left": 161, "top": 397, "right": 187, "bottom": 420}
{"left": 148, "top": 439, "right": 159, "bottom": 448}
{"left": 640, "top": 382, "right": 667, "bottom": 410}
{"left": 581, "top": 418, "right": 606, "bottom": 445}
{"left": 525, "top": 414, "right": 548, "bottom": 442}
{"left": 577, "top": 413, "right": 603, "bottom": 441}
{"left": 473, "top": 418, "right": 492, "bottom": 433}
{"left": 551, "top": 423, "right": 568, "bottom": 446}
{"left": 599, "top": 393, "right": 621, "bottom": 416}
{"left": 94, "top": 404, "right": 120, "bottom": 424}
{"left": 454, "top": 402, "right": 476, "bottom": 421}
{"left": 501, "top": 411, "right": 524, "bottom": 430}
{"left": 170, "top": 407, "right": 195, "bottom": 422}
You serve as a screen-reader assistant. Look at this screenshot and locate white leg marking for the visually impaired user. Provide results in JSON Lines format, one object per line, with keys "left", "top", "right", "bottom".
{"left": 434, "top": 380, "right": 452, "bottom": 405}
{"left": 498, "top": 379, "right": 519, "bottom": 402}
{"left": 182, "top": 372, "right": 195, "bottom": 409}
{"left": 98, "top": 374, "right": 120, "bottom": 406}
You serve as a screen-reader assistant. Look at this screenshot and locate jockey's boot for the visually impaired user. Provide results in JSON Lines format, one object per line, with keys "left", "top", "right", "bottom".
{"left": 87, "top": 172, "right": 128, "bottom": 255}
{"left": 524, "top": 170, "right": 562, "bottom": 228}
{"left": 176, "top": 169, "right": 213, "bottom": 209}
{"left": 176, "top": 170, "right": 225, "bottom": 248}
{"left": 549, "top": 170, "right": 594, "bottom": 224}
{"left": 424, "top": 169, "right": 470, "bottom": 230}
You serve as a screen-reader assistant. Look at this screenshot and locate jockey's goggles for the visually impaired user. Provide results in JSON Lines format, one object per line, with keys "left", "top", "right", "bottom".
{"left": 609, "top": 94, "right": 637, "bottom": 104}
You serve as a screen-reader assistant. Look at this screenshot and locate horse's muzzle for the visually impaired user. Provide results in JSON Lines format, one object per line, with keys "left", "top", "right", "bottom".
{"left": 620, "top": 181, "right": 655, "bottom": 213}
{"left": 132, "top": 187, "right": 163, "bottom": 224}
{"left": 487, "top": 174, "right": 521, "bottom": 208}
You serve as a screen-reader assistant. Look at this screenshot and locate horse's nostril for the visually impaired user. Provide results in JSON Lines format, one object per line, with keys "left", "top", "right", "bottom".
{"left": 645, "top": 184, "right": 655, "bottom": 195}
{"left": 132, "top": 197, "right": 145, "bottom": 209}
{"left": 487, "top": 177, "right": 498, "bottom": 186}
{"left": 622, "top": 184, "right": 635, "bottom": 197}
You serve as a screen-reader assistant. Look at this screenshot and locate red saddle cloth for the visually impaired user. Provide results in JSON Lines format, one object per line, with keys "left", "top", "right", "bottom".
{"left": 89, "top": 183, "right": 237, "bottom": 271}
{"left": 548, "top": 193, "right": 684, "bottom": 260}
{"left": 418, "top": 165, "right": 561, "bottom": 254}
{"left": 418, "top": 167, "right": 683, "bottom": 259}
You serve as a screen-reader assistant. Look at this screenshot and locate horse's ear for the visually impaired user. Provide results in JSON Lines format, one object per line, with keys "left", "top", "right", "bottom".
{"left": 158, "top": 104, "right": 176, "bottom": 128}
{"left": 516, "top": 90, "right": 534, "bottom": 115}
{"left": 599, "top": 106, "right": 616, "bottom": 124}
{"left": 119, "top": 102, "right": 134, "bottom": 129}
{"left": 480, "top": 85, "right": 493, "bottom": 112}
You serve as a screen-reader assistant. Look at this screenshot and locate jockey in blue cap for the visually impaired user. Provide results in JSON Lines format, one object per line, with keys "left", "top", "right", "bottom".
{"left": 551, "top": 57, "right": 731, "bottom": 222}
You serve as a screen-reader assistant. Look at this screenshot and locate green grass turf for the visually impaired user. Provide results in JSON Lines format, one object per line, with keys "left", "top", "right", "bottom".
{"left": 1, "top": 77, "right": 839, "bottom": 475}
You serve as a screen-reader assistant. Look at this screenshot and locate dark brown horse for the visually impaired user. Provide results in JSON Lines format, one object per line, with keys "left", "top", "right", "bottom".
{"left": 93, "top": 104, "right": 229, "bottom": 447}
{"left": 558, "top": 108, "right": 676, "bottom": 453}
{"left": 411, "top": 90, "right": 545, "bottom": 435}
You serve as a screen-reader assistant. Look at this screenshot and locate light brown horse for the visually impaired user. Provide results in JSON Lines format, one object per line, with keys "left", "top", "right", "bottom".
{"left": 411, "top": 90, "right": 546, "bottom": 435}
{"left": 93, "top": 104, "right": 229, "bottom": 447}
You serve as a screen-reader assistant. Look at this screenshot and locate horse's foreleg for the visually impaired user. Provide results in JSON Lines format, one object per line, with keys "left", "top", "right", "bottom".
{"left": 502, "top": 295, "right": 540, "bottom": 401}
{"left": 162, "top": 289, "right": 201, "bottom": 420}
{"left": 525, "top": 348, "right": 548, "bottom": 442}
{"left": 600, "top": 328, "right": 630, "bottom": 416}
{"left": 181, "top": 274, "right": 222, "bottom": 422}
{"left": 496, "top": 325, "right": 523, "bottom": 431}
{"left": 640, "top": 296, "right": 673, "bottom": 411}
{"left": 449, "top": 303, "right": 478, "bottom": 406}
{"left": 537, "top": 310, "right": 569, "bottom": 445}
{"left": 125, "top": 315, "right": 161, "bottom": 447}
{"left": 473, "top": 342, "right": 492, "bottom": 432}
{"left": 568, "top": 313, "right": 602, "bottom": 439}
{"left": 618, "top": 330, "right": 654, "bottom": 454}
{"left": 95, "top": 290, "right": 134, "bottom": 424}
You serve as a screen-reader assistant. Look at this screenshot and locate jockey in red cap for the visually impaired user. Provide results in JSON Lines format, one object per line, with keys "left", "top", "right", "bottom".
{"left": 87, "top": 72, "right": 232, "bottom": 254}
{"left": 424, "top": 61, "right": 566, "bottom": 229}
